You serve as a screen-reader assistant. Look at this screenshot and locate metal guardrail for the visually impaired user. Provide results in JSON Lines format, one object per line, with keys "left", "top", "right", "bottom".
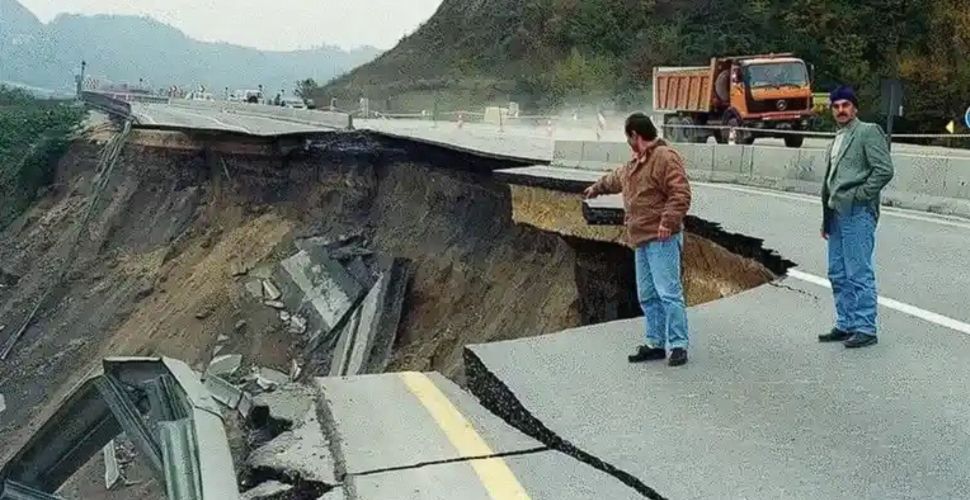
{"left": 0, "top": 357, "right": 239, "bottom": 500}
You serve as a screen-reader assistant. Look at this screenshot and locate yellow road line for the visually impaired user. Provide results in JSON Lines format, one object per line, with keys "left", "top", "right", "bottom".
{"left": 399, "top": 372, "right": 531, "bottom": 500}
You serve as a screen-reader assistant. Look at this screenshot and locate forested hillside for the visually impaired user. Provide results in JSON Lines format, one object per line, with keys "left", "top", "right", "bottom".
{"left": 322, "top": 0, "right": 969, "bottom": 132}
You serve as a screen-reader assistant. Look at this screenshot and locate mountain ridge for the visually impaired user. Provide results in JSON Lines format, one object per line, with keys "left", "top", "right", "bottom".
{"left": 0, "top": 0, "right": 381, "bottom": 94}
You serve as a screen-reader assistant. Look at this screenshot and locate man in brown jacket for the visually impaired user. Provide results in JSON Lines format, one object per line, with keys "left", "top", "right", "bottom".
{"left": 584, "top": 113, "right": 693, "bottom": 366}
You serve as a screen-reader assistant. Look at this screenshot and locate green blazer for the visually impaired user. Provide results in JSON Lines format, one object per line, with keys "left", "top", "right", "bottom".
{"left": 821, "top": 119, "right": 895, "bottom": 233}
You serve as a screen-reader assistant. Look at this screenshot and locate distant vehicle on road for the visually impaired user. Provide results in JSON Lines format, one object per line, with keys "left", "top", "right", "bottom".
{"left": 654, "top": 53, "right": 817, "bottom": 147}
{"left": 230, "top": 89, "right": 264, "bottom": 104}
{"left": 187, "top": 91, "right": 214, "bottom": 101}
{"left": 280, "top": 97, "right": 307, "bottom": 109}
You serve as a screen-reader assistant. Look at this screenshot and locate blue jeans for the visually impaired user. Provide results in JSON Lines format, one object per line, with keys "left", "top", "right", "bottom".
{"left": 635, "top": 232, "right": 689, "bottom": 350}
{"left": 827, "top": 204, "right": 878, "bottom": 335}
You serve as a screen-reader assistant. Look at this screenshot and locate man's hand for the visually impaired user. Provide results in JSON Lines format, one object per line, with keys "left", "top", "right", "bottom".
{"left": 658, "top": 224, "right": 672, "bottom": 240}
{"left": 583, "top": 185, "right": 599, "bottom": 199}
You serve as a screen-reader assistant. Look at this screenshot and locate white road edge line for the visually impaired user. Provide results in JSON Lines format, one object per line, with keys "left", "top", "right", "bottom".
{"left": 695, "top": 181, "right": 970, "bottom": 229}
{"left": 787, "top": 269, "right": 970, "bottom": 336}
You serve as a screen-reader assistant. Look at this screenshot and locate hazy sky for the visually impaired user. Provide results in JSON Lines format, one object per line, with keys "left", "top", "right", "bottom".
{"left": 18, "top": 0, "right": 445, "bottom": 51}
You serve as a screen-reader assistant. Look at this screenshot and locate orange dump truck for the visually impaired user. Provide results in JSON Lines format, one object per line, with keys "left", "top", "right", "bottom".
{"left": 653, "top": 53, "right": 816, "bottom": 147}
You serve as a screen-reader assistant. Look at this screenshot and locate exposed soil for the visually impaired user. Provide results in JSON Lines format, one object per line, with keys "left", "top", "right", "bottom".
{"left": 0, "top": 126, "right": 775, "bottom": 498}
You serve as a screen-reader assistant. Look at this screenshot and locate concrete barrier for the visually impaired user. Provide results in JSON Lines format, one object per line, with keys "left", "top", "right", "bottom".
{"left": 169, "top": 99, "right": 352, "bottom": 130}
{"left": 551, "top": 139, "right": 970, "bottom": 218}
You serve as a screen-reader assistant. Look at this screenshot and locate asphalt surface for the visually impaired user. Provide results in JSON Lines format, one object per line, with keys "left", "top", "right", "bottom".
{"left": 317, "top": 373, "right": 640, "bottom": 499}
{"left": 131, "top": 102, "right": 330, "bottom": 136}
{"left": 469, "top": 278, "right": 970, "bottom": 499}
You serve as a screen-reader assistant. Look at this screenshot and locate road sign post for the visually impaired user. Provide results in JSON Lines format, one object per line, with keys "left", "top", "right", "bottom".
{"left": 881, "top": 79, "right": 904, "bottom": 151}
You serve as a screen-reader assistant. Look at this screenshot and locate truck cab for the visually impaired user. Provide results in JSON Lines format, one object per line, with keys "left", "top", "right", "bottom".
{"left": 654, "top": 53, "right": 816, "bottom": 147}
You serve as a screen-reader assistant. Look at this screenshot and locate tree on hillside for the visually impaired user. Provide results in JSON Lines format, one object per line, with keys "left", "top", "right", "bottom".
{"left": 295, "top": 78, "right": 320, "bottom": 100}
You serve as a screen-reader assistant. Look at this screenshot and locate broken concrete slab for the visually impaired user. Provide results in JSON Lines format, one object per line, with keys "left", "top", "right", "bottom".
{"left": 262, "top": 280, "right": 282, "bottom": 301}
{"left": 328, "top": 259, "right": 410, "bottom": 377}
{"left": 238, "top": 392, "right": 256, "bottom": 419}
{"left": 345, "top": 257, "right": 375, "bottom": 289}
{"left": 102, "top": 440, "right": 121, "bottom": 490}
{"left": 206, "top": 354, "right": 243, "bottom": 377}
{"left": 204, "top": 374, "right": 243, "bottom": 409}
{"left": 247, "top": 407, "right": 337, "bottom": 485}
{"left": 328, "top": 307, "right": 363, "bottom": 377}
{"left": 363, "top": 258, "right": 411, "bottom": 374}
{"left": 276, "top": 247, "right": 364, "bottom": 347}
{"left": 257, "top": 368, "right": 290, "bottom": 390}
{"left": 245, "top": 280, "right": 264, "bottom": 299}
{"left": 242, "top": 480, "right": 293, "bottom": 499}
{"left": 252, "top": 383, "right": 317, "bottom": 426}
{"left": 264, "top": 300, "right": 286, "bottom": 309}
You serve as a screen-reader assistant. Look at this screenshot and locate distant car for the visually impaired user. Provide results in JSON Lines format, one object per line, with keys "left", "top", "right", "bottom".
{"left": 281, "top": 97, "right": 307, "bottom": 109}
{"left": 187, "top": 91, "right": 213, "bottom": 101}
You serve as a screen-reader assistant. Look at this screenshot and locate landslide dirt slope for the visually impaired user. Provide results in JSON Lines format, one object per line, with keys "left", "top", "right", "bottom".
{"left": 0, "top": 128, "right": 637, "bottom": 467}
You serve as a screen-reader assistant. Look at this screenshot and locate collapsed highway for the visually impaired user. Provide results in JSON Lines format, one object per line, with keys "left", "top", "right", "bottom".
{"left": 3, "top": 96, "right": 970, "bottom": 499}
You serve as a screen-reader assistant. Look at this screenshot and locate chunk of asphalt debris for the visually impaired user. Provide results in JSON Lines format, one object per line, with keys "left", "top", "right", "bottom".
{"left": 235, "top": 320, "right": 248, "bottom": 332}
{"left": 289, "top": 359, "right": 302, "bottom": 380}
{"left": 253, "top": 383, "right": 316, "bottom": 426}
{"left": 206, "top": 354, "right": 243, "bottom": 377}
{"left": 242, "top": 480, "right": 293, "bottom": 500}
{"left": 264, "top": 300, "right": 286, "bottom": 309}
{"left": 204, "top": 374, "right": 243, "bottom": 409}
{"left": 279, "top": 311, "right": 291, "bottom": 323}
{"left": 256, "top": 367, "right": 290, "bottom": 390}
{"left": 245, "top": 280, "right": 264, "bottom": 299}
{"left": 238, "top": 391, "right": 255, "bottom": 419}
{"left": 218, "top": 334, "right": 230, "bottom": 343}
{"left": 0, "top": 393, "right": 5, "bottom": 415}
{"left": 212, "top": 345, "right": 224, "bottom": 357}
{"left": 262, "top": 280, "right": 282, "bottom": 301}
{"left": 194, "top": 309, "right": 211, "bottom": 320}
{"left": 247, "top": 407, "right": 337, "bottom": 485}
{"left": 103, "top": 440, "right": 122, "bottom": 490}
{"left": 288, "top": 315, "right": 307, "bottom": 335}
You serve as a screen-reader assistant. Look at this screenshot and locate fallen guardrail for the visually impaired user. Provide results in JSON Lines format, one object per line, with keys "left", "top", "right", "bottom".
{"left": 0, "top": 357, "right": 239, "bottom": 500}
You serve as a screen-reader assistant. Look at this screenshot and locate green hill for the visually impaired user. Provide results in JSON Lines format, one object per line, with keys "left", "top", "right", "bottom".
{"left": 320, "top": 0, "right": 969, "bottom": 132}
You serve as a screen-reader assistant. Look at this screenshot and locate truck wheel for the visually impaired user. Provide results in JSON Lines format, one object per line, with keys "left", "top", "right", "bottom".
{"left": 784, "top": 135, "right": 804, "bottom": 148}
{"left": 681, "top": 117, "right": 707, "bottom": 143}
{"left": 724, "top": 114, "right": 754, "bottom": 145}
{"left": 665, "top": 117, "right": 686, "bottom": 143}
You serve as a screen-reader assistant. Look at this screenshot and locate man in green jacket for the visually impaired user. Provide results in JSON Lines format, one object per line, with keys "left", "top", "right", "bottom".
{"left": 818, "top": 86, "right": 894, "bottom": 348}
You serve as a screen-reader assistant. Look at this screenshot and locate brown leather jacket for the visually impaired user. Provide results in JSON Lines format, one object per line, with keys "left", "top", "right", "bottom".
{"left": 589, "top": 140, "right": 692, "bottom": 247}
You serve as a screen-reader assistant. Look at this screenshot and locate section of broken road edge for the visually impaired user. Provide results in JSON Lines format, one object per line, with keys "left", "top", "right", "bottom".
{"left": 463, "top": 348, "right": 669, "bottom": 500}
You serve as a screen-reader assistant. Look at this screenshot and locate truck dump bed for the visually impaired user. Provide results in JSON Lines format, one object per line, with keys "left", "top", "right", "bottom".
{"left": 653, "top": 65, "right": 714, "bottom": 113}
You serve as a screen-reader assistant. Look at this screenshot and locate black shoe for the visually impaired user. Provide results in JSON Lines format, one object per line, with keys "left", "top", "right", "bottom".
{"left": 668, "top": 348, "right": 688, "bottom": 367}
{"left": 628, "top": 346, "right": 666, "bottom": 363}
{"left": 844, "top": 333, "right": 878, "bottom": 349}
{"left": 819, "top": 328, "right": 852, "bottom": 342}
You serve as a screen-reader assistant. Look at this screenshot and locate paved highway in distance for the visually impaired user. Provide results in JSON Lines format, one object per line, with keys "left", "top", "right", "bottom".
{"left": 130, "top": 102, "right": 332, "bottom": 136}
